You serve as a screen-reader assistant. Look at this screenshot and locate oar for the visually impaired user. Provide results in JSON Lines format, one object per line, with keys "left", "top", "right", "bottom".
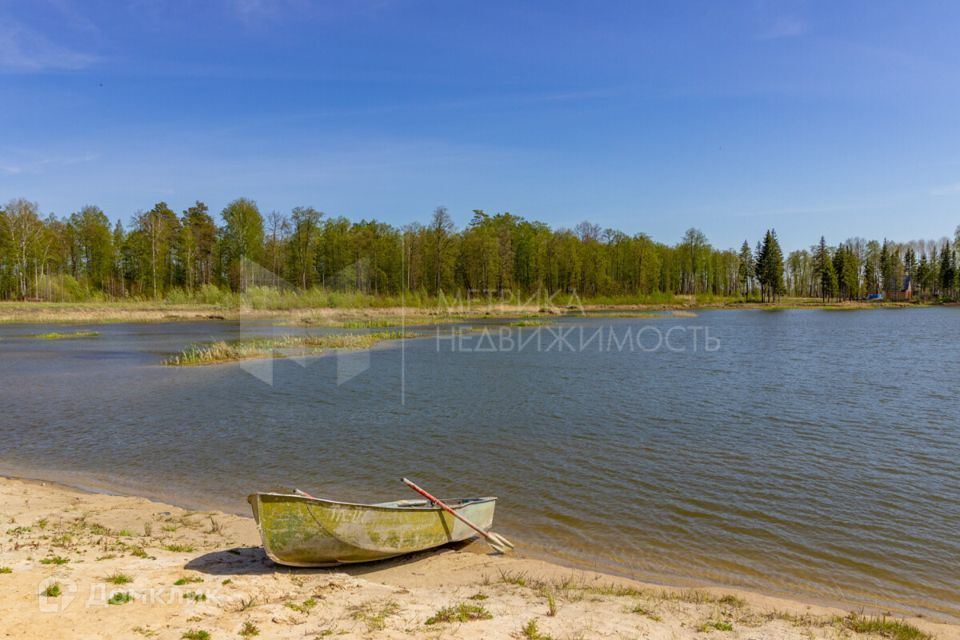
{"left": 401, "top": 477, "right": 514, "bottom": 554}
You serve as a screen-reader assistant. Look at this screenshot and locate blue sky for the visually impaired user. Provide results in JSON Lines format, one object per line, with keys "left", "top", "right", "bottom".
{"left": 2, "top": 0, "right": 960, "bottom": 250}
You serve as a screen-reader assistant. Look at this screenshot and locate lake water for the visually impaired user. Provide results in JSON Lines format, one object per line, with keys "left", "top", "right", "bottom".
{"left": 1, "top": 309, "right": 958, "bottom": 620}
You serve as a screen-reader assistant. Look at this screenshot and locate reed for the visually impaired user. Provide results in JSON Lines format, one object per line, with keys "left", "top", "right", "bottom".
{"left": 839, "top": 614, "right": 931, "bottom": 640}
{"left": 164, "top": 331, "right": 404, "bottom": 366}
{"left": 21, "top": 330, "right": 100, "bottom": 340}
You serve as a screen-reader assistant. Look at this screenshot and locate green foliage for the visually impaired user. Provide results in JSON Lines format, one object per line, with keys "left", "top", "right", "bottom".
{"left": 628, "top": 602, "right": 662, "bottom": 621}
{"left": 183, "top": 591, "right": 207, "bottom": 602}
{"left": 104, "top": 572, "right": 133, "bottom": 585}
{"left": 108, "top": 591, "right": 133, "bottom": 605}
{"left": 39, "top": 555, "right": 69, "bottom": 565}
{"left": 698, "top": 620, "right": 734, "bottom": 632}
{"left": 349, "top": 600, "right": 401, "bottom": 631}
{"left": 44, "top": 583, "right": 62, "bottom": 597}
{"left": 520, "top": 619, "right": 554, "bottom": 640}
{"left": 425, "top": 602, "right": 493, "bottom": 625}
{"left": 2, "top": 196, "right": 953, "bottom": 303}
{"left": 173, "top": 576, "right": 203, "bottom": 586}
{"left": 238, "top": 621, "right": 260, "bottom": 637}
{"left": 181, "top": 631, "right": 210, "bottom": 640}
{"left": 839, "top": 614, "right": 931, "bottom": 640}
{"left": 164, "top": 331, "right": 404, "bottom": 366}
{"left": 284, "top": 597, "right": 317, "bottom": 614}
{"left": 0, "top": 567, "right": 11, "bottom": 574}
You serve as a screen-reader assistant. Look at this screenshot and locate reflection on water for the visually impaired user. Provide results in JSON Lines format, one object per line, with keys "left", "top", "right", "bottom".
{"left": 1, "top": 309, "right": 958, "bottom": 620}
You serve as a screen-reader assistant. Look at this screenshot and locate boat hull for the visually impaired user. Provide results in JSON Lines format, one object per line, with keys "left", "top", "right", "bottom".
{"left": 248, "top": 492, "right": 497, "bottom": 566}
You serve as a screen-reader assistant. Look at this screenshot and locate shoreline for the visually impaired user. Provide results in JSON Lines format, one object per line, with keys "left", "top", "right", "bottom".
{"left": 1, "top": 475, "right": 956, "bottom": 639}
{"left": 0, "top": 298, "right": 940, "bottom": 325}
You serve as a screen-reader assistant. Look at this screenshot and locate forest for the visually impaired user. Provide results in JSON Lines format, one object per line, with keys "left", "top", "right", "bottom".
{"left": 0, "top": 197, "right": 957, "bottom": 304}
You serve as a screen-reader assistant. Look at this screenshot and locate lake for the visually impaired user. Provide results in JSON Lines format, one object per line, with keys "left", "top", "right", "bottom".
{"left": 1, "top": 309, "right": 958, "bottom": 620}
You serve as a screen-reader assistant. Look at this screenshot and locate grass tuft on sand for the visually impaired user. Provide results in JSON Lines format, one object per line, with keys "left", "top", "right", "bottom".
{"left": 350, "top": 600, "right": 401, "bottom": 631}
{"left": 164, "top": 331, "right": 404, "bottom": 366}
{"left": 839, "top": 614, "right": 932, "bottom": 640}
{"left": 521, "top": 618, "right": 554, "bottom": 640}
{"left": 425, "top": 602, "right": 493, "bottom": 625}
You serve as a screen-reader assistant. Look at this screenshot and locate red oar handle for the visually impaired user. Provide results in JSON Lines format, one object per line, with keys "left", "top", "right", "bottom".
{"left": 401, "top": 477, "right": 491, "bottom": 540}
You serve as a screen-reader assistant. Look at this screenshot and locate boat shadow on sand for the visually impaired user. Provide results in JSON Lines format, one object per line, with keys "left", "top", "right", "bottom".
{"left": 184, "top": 539, "right": 479, "bottom": 578}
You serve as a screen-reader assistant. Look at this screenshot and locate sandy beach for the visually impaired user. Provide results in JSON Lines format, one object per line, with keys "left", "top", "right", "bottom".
{"left": 1, "top": 477, "right": 955, "bottom": 640}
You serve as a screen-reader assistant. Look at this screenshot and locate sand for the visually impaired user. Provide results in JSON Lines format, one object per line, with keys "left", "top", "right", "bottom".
{"left": 1, "top": 476, "right": 955, "bottom": 640}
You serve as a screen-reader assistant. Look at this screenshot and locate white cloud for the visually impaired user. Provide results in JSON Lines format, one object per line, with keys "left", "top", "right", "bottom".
{"left": 0, "top": 21, "right": 98, "bottom": 72}
{"left": 931, "top": 182, "right": 960, "bottom": 196}
{"left": 757, "top": 15, "right": 809, "bottom": 40}
{"left": 0, "top": 150, "right": 99, "bottom": 176}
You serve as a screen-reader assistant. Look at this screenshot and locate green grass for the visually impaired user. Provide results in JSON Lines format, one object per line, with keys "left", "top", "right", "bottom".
{"left": 164, "top": 331, "right": 405, "bottom": 366}
{"left": 0, "top": 567, "right": 11, "bottom": 574}
{"left": 350, "top": 600, "right": 401, "bottom": 631}
{"left": 44, "top": 583, "right": 62, "bottom": 597}
{"left": 174, "top": 576, "right": 204, "bottom": 586}
{"left": 425, "top": 602, "right": 493, "bottom": 625}
{"left": 628, "top": 602, "right": 662, "bottom": 621}
{"left": 717, "top": 594, "right": 746, "bottom": 607}
{"left": 108, "top": 591, "right": 133, "bottom": 605}
{"left": 839, "top": 614, "right": 932, "bottom": 640}
{"left": 104, "top": 572, "right": 133, "bottom": 585}
{"left": 284, "top": 598, "right": 317, "bottom": 614}
{"left": 508, "top": 319, "right": 552, "bottom": 327}
{"left": 21, "top": 330, "right": 101, "bottom": 340}
{"left": 163, "top": 543, "right": 195, "bottom": 553}
{"left": 39, "top": 555, "right": 69, "bottom": 565}
{"left": 238, "top": 621, "right": 260, "bottom": 637}
{"left": 520, "top": 619, "right": 554, "bottom": 640}
{"left": 183, "top": 592, "right": 207, "bottom": 602}
{"left": 181, "top": 631, "right": 210, "bottom": 640}
{"left": 546, "top": 592, "right": 557, "bottom": 616}
{"left": 698, "top": 620, "right": 734, "bottom": 632}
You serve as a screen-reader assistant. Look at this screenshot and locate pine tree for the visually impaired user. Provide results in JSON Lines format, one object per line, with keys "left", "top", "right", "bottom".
{"left": 940, "top": 240, "right": 954, "bottom": 299}
{"left": 815, "top": 237, "right": 836, "bottom": 301}
{"left": 737, "top": 240, "right": 754, "bottom": 297}
{"left": 755, "top": 236, "right": 769, "bottom": 302}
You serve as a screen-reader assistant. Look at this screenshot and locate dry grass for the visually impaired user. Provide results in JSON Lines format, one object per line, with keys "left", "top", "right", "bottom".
{"left": 425, "top": 602, "right": 493, "bottom": 625}
{"left": 163, "top": 331, "right": 404, "bottom": 366}
{"left": 18, "top": 330, "right": 101, "bottom": 340}
{"left": 838, "top": 614, "right": 932, "bottom": 640}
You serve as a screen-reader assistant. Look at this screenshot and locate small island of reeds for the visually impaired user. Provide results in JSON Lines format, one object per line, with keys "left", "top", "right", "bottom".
{"left": 21, "top": 330, "right": 101, "bottom": 340}
{"left": 164, "top": 331, "right": 405, "bottom": 366}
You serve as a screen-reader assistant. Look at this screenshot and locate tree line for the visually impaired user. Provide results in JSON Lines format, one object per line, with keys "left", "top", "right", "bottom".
{"left": 0, "top": 196, "right": 956, "bottom": 303}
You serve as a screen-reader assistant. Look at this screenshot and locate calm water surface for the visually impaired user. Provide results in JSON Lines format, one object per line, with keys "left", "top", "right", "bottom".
{"left": 1, "top": 310, "right": 958, "bottom": 619}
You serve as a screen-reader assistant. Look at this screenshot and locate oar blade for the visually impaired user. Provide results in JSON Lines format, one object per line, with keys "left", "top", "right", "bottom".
{"left": 486, "top": 531, "right": 514, "bottom": 553}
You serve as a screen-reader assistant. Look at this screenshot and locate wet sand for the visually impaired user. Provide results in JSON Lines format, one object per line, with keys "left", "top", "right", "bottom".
{"left": 1, "top": 476, "right": 955, "bottom": 640}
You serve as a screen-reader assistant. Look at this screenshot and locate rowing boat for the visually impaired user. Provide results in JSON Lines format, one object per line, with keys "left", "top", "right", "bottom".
{"left": 247, "top": 490, "right": 497, "bottom": 566}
